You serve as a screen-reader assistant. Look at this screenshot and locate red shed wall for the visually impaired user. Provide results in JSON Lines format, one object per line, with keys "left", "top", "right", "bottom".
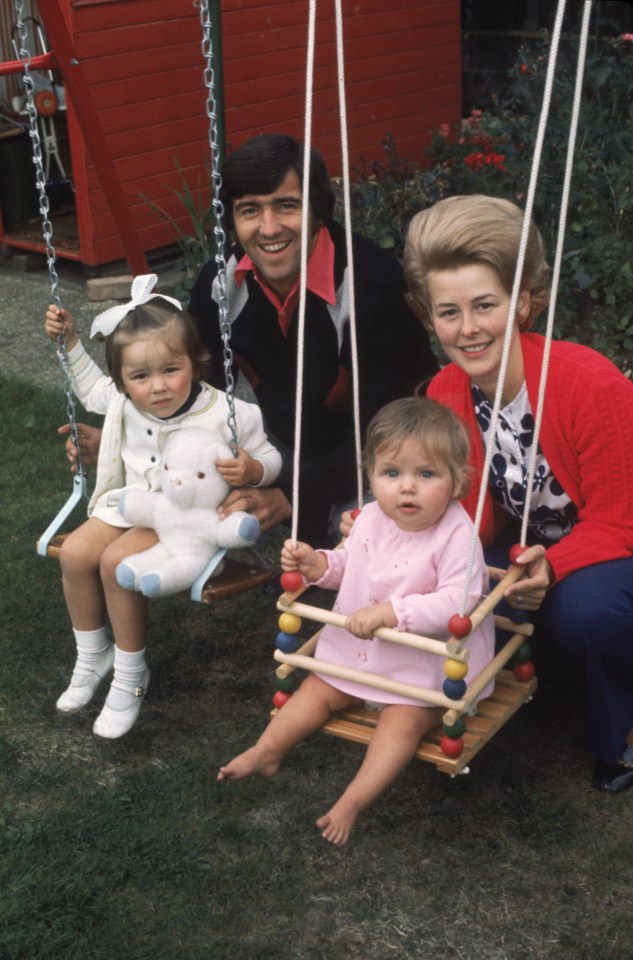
{"left": 65, "top": 0, "right": 210, "bottom": 266}
{"left": 221, "top": 0, "right": 462, "bottom": 173}
{"left": 54, "top": 0, "right": 461, "bottom": 265}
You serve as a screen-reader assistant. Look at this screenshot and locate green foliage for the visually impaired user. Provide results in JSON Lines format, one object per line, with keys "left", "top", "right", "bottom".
{"left": 332, "top": 134, "right": 441, "bottom": 255}
{"left": 141, "top": 157, "right": 217, "bottom": 301}
{"left": 336, "top": 19, "right": 633, "bottom": 371}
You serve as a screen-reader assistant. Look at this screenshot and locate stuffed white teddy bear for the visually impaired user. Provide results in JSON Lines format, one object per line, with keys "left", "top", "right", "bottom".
{"left": 115, "top": 427, "right": 260, "bottom": 598}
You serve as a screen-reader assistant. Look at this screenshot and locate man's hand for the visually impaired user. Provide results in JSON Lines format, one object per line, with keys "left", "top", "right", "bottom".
{"left": 58, "top": 423, "right": 102, "bottom": 472}
{"left": 218, "top": 485, "right": 292, "bottom": 533}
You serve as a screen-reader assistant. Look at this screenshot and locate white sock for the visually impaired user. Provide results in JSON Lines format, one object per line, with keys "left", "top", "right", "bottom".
{"left": 71, "top": 627, "right": 112, "bottom": 680}
{"left": 105, "top": 647, "right": 149, "bottom": 712}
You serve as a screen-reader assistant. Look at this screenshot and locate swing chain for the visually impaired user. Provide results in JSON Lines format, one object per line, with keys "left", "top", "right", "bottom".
{"left": 197, "top": 0, "right": 238, "bottom": 455}
{"left": 14, "top": 0, "right": 85, "bottom": 482}
{"left": 14, "top": 1, "right": 59, "bottom": 306}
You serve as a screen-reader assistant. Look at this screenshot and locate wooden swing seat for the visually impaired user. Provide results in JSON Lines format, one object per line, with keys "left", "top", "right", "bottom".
{"left": 273, "top": 562, "right": 537, "bottom": 775}
{"left": 42, "top": 533, "right": 273, "bottom": 604}
{"left": 321, "top": 668, "right": 537, "bottom": 775}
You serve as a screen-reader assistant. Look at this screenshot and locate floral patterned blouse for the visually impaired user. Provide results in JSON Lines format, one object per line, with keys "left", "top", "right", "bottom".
{"left": 472, "top": 383, "right": 578, "bottom": 544}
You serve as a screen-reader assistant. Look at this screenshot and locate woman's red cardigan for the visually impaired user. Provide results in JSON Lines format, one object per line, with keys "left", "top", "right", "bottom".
{"left": 427, "top": 332, "right": 633, "bottom": 583}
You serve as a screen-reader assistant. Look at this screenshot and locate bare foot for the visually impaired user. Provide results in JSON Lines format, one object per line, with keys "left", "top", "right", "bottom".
{"left": 217, "top": 745, "right": 280, "bottom": 782}
{"left": 315, "top": 797, "right": 362, "bottom": 846}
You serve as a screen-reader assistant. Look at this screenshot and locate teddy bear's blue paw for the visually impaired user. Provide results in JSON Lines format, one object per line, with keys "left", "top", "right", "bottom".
{"left": 238, "top": 514, "right": 260, "bottom": 543}
{"left": 140, "top": 573, "right": 162, "bottom": 598}
{"left": 116, "top": 562, "right": 137, "bottom": 591}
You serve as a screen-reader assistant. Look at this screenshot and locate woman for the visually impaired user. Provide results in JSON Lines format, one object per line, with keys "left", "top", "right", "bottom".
{"left": 402, "top": 194, "right": 633, "bottom": 793}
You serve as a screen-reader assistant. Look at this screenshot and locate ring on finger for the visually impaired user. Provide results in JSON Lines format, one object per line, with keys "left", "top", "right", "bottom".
{"left": 516, "top": 594, "right": 525, "bottom": 605}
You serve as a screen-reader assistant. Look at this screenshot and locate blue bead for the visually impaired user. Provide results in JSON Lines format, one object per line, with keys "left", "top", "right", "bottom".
{"left": 443, "top": 678, "right": 467, "bottom": 700}
{"left": 275, "top": 631, "right": 300, "bottom": 653}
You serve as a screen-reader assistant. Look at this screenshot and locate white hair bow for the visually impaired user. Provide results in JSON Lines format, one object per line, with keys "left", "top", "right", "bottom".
{"left": 90, "top": 274, "right": 183, "bottom": 339}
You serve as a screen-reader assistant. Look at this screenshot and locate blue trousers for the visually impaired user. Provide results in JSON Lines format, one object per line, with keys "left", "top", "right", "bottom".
{"left": 486, "top": 531, "right": 633, "bottom": 765}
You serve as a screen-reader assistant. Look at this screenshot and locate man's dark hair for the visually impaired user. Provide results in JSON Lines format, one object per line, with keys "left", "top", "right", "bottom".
{"left": 219, "top": 133, "right": 335, "bottom": 231}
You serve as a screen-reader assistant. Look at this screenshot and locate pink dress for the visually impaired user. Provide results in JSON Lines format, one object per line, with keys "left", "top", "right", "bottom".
{"left": 313, "top": 500, "right": 495, "bottom": 707}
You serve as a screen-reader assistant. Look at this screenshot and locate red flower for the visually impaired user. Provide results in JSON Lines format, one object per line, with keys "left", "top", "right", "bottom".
{"left": 485, "top": 152, "right": 507, "bottom": 172}
{"left": 464, "top": 152, "right": 484, "bottom": 171}
{"left": 463, "top": 152, "right": 507, "bottom": 173}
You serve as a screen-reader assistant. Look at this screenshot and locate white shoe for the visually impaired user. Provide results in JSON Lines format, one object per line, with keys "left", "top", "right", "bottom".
{"left": 56, "top": 644, "right": 115, "bottom": 714}
{"left": 92, "top": 669, "right": 150, "bottom": 739}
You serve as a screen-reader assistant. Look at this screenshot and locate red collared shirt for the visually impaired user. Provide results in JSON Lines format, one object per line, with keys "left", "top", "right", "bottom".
{"left": 234, "top": 225, "right": 336, "bottom": 336}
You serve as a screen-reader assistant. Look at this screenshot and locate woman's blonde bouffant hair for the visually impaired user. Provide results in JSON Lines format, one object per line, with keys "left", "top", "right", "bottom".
{"left": 403, "top": 194, "right": 551, "bottom": 331}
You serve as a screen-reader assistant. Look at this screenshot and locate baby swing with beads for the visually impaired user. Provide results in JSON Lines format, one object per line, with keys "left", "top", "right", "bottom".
{"left": 268, "top": 0, "right": 592, "bottom": 775}
{"left": 11, "top": 0, "right": 273, "bottom": 603}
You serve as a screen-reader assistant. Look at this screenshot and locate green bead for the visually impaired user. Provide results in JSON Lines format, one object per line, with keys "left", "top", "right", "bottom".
{"left": 442, "top": 717, "right": 466, "bottom": 739}
{"left": 276, "top": 675, "right": 297, "bottom": 693}
{"left": 514, "top": 642, "right": 533, "bottom": 663}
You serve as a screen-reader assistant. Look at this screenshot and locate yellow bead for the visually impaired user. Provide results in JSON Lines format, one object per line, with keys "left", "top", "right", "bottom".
{"left": 444, "top": 658, "right": 468, "bottom": 681}
{"left": 278, "top": 612, "right": 302, "bottom": 634}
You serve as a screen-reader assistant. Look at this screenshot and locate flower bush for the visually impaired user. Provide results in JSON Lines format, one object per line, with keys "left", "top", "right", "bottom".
{"left": 332, "top": 133, "right": 441, "bottom": 254}
{"left": 337, "top": 19, "right": 633, "bottom": 370}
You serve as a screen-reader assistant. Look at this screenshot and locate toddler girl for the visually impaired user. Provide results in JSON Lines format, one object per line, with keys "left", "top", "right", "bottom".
{"left": 44, "top": 274, "right": 281, "bottom": 739}
{"left": 218, "top": 397, "right": 494, "bottom": 845}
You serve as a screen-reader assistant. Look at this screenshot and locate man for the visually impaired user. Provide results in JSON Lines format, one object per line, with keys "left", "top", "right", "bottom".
{"left": 188, "top": 134, "right": 438, "bottom": 545}
{"left": 65, "top": 134, "right": 438, "bottom": 547}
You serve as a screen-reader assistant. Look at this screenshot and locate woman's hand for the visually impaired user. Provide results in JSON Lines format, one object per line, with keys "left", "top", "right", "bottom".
{"left": 505, "top": 544, "right": 554, "bottom": 612}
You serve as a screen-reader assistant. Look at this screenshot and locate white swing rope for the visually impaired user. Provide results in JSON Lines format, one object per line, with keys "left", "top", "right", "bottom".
{"left": 520, "top": 0, "right": 592, "bottom": 546}
{"left": 334, "top": 0, "right": 364, "bottom": 510}
{"left": 459, "top": 0, "right": 591, "bottom": 616}
{"left": 289, "top": 0, "right": 363, "bottom": 545}
{"left": 280, "top": 3, "right": 589, "bottom": 712}
{"left": 277, "top": 2, "right": 558, "bottom": 722}
{"left": 289, "top": 0, "right": 317, "bottom": 544}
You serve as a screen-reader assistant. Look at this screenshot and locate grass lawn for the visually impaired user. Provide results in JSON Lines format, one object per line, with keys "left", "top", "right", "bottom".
{"left": 1, "top": 374, "right": 632, "bottom": 960}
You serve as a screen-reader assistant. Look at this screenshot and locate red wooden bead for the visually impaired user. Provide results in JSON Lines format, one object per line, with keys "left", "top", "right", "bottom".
{"left": 272, "top": 690, "right": 292, "bottom": 709}
{"left": 280, "top": 571, "right": 303, "bottom": 593}
{"left": 350, "top": 508, "right": 362, "bottom": 520}
{"left": 509, "top": 543, "right": 528, "bottom": 565}
{"left": 513, "top": 660, "right": 536, "bottom": 682}
{"left": 440, "top": 735, "right": 465, "bottom": 758}
{"left": 448, "top": 614, "right": 472, "bottom": 638}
